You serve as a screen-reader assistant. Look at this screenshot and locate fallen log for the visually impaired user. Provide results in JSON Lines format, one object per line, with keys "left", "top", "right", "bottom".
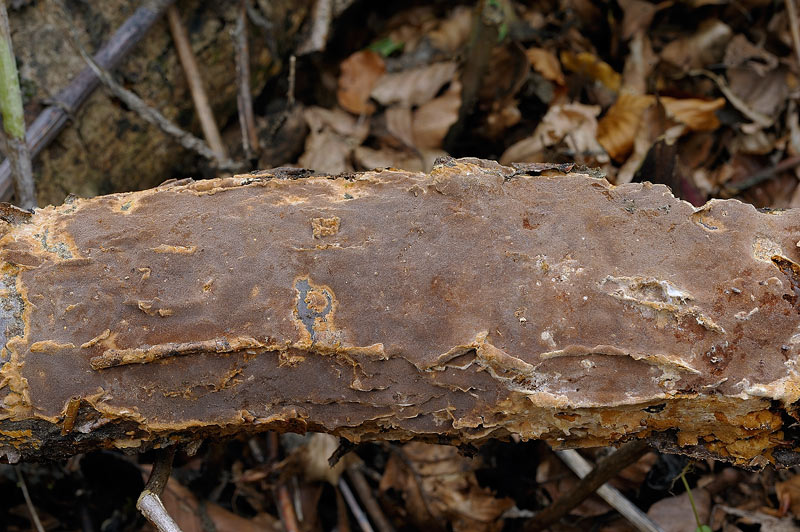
{"left": 1, "top": 157, "right": 799, "bottom": 466}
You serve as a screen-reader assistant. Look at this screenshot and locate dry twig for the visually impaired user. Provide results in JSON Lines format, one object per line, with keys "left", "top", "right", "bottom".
{"left": 0, "top": 0, "right": 35, "bottom": 208}
{"left": 276, "top": 484, "right": 301, "bottom": 532}
{"left": 53, "top": 1, "right": 243, "bottom": 172}
{"left": 297, "top": 0, "right": 333, "bottom": 55}
{"left": 14, "top": 467, "right": 45, "bottom": 532}
{"left": 167, "top": 5, "right": 227, "bottom": 159}
{"left": 137, "top": 447, "right": 181, "bottom": 532}
{"left": 339, "top": 476, "right": 375, "bottom": 532}
{"left": 347, "top": 465, "right": 395, "bottom": 532}
{"left": 0, "top": 0, "right": 176, "bottom": 201}
{"left": 786, "top": 0, "right": 800, "bottom": 71}
{"left": 724, "top": 155, "right": 800, "bottom": 194}
{"left": 232, "top": 0, "right": 259, "bottom": 159}
{"left": 526, "top": 440, "right": 655, "bottom": 531}
{"left": 550, "top": 447, "right": 663, "bottom": 532}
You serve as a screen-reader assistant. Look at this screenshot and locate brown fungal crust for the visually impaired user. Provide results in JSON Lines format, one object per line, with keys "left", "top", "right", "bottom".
{"left": 1, "top": 157, "right": 800, "bottom": 465}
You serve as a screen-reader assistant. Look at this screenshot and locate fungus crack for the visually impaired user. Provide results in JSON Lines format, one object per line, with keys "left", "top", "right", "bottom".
{"left": 600, "top": 276, "right": 724, "bottom": 333}
{"left": 770, "top": 255, "right": 800, "bottom": 312}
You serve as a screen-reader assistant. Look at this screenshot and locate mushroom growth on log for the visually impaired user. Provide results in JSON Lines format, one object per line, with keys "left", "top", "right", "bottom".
{"left": 1, "top": 157, "right": 799, "bottom": 466}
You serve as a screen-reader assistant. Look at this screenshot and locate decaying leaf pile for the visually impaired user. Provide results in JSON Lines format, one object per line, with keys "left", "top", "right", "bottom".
{"left": 292, "top": 0, "right": 800, "bottom": 211}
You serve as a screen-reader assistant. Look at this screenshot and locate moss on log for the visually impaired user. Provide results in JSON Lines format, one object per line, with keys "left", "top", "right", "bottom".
{"left": 1, "top": 157, "right": 799, "bottom": 466}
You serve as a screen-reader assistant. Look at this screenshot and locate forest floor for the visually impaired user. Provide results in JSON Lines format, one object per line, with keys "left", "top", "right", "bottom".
{"left": 4, "top": 0, "right": 800, "bottom": 530}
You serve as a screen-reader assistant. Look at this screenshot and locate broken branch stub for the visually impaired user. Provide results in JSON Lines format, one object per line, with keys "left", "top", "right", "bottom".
{"left": 1, "top": 157, "right": 800, "bottom": 466}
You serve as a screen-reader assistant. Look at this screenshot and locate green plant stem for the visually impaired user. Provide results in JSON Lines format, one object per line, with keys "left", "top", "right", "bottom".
{"left": 0, "top": 0, "right": 35, "bottom": 208}
{"left": 680, "top": 467, "right": 702, "bottom": 529}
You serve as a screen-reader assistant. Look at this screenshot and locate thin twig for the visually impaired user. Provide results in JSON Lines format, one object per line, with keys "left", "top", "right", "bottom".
{"left": 347, "top": 465, "right": 395, "bottom": 532}
{"left": 0, "top": 0, "right": 176, "bottom": 201}
{"left": 276, "top": 484, "right": 301, "bottom": 532}
{"left": 137, "top": 447, "right": 182, "bottom": 532}
{"left": 786, "top": 0, "right": 800, "bottom": 72}
{"left": 724, "top": 155, "right": 800, "bottom": 194}
{"left": 525, "top": 440, "right": 656, "bottom": 531}
{"left": 53, "top": 1, "right": 243, "bottom": 172}
{"left": 15, "top": 467, "right": 45, "bottom": 532}
{"left": 545, "top": 446, "right": 664, "bottom": 532}
{"left": 339, "top": 476, "right": 375, "bottom": 532}
{"left": 0, "top": 0, "right": 35, "bottom": 208}
{"left": 443, "top": 0, "right": 504, "bottom": 152}
{"left": 288, "top": 54, "right": 297, "bottom": 108}
{"left": 336, "top": 485, "right": 353, "bottom": 532}
{"left": 297, "top": 0, "right": 333, "bottom": 55}
{"left": 167, "top": 5, "right": 227, "bottom": 159}
{"left": 692, "top": 69, "right": 773, "bottom": 128}
{"left": 232, "top": 0, "right": 259, "bottom": 159}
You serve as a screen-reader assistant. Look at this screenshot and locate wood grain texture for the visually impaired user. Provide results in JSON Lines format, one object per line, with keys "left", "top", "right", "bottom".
{"left": 1, "top": 157, "right": 799, "bottom": 465}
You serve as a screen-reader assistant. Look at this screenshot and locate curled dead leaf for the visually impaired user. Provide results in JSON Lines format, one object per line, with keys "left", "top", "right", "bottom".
{"left": 500, "top": 102, "right": 608, "bottom": 165}
{"left": 660, "top": 19, "right": 731, "bottom": 71}
{"left": 412, "top": 80, "right": 461, "bottom": 149}
{"left": 526, "top": 47, "right": 565, "bottom": 85}
{"left": 371, "top": 62, "right": 458, "bottom": 107}
{"left": 560, "top": 51, "right": 621, "bottom": 92}
{"left": 428, "top": 5, "right": 473, "bottom": 53}
{"left": 597, "top": 92, "right": 656, "bottom": 161}
{"left": 380, "top": 443, "right": 514, "bottom": 532}
{"left": 661, "top": 96, "right": 725, "bottom": 131}
{"left": 337, "top": 50, "right": 386, "bottom": 115}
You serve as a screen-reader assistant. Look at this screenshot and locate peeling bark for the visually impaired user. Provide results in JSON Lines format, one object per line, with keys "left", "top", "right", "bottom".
{"left": 1, "top": 157, "right": 800, "bottom": 466}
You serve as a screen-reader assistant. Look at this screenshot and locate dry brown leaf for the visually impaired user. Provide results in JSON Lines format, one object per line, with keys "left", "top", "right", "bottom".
{"left": 560, "top": 51, "right": 621, "bottom": 91}
{"left": 299, "top": 106, "right": 369, "bottom": 174}
{"left": 298, "top": 128, "right": 353, "bottom": 174}
{"left": 717, "top": 505, "right": 800, "bottom": 532}
{"left": 428, "top": 5, "right": 473, "bottom": 53}
{"left": 382, "top": 6, "right": 439, "bottom": 55}
{"left": 145, "top": 469, "right": 280, "bottom": 532}
{"left": 385, "top": 106, "right": 415, "bottom": 147}
{"left": 776, "top": 474, "right": 800, "bottom": 516}
{"left": 337, "top": 50, "right": 386, "bottom": 115}
{"left": 371, "top": 62, "right": 458, "bottom": 107}
{"left": 660, "top": 19, "right": 731, "bottom": 71}
{"left": 500, "top": 102, "right": 608, "bottom": 164}
{"left": 618, "top": 0, "right": 660, "bottom": 40}
{"left": 661, "top": 96, "right": 725, "bottom": 131}
{"left": 597, "top": 92, "right": 656, "bottom": 161}
{"left": 622, "top": 31, "right": 658, "bottom": 95}
{"left": 647, "top": 489, "right": 711, "bottom": 532}
{"left": 380, "top": 442, "right": 514, "bottom": 532}
{"left": 412, "top": 80, "right": 461, "bottom": 149}
{"left": 724, "top": 34, "right": 778, "bottom": 75}
{"left": 486, "top": 102, "right": 522, "bottom": 138}
{"left": 526, "top": 47, "right": 565, "bottom": 85}
{"left": 727, "top": 67, "right": 790, "bottom": 123}
{"left": 729, "top": 129, "right": 775, "bottom": 155}
{"left": 354, "top": 145, "right": 425, "bottom": 172}
{"left": 303, "top": 106, "right": 369, "bottom": 141}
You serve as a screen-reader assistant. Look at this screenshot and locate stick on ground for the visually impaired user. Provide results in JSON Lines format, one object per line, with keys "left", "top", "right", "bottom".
{"left": 136, "top": 447, "right": 181, "bottom": 532}
{"left": 167, "top": 5, "right": 227, "bottom": 159}
{"left": 233, "top": 0, "right": 259, "bottom": 160}
{"left": 0, "top": 0, "right": 176, "bottom": 201}
{"left": 53, "top": 2, "right": 243, "bottom": 172}
{"left": 525, "top": 441, "right": 654, "bottom": 531}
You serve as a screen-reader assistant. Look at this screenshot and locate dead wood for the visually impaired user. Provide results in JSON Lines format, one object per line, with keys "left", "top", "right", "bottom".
{"left": 1, "top": 157, "right": 800, "bottom": 465}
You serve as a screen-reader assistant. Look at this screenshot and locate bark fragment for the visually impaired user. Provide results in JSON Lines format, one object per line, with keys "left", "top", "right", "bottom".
{"left": 1, "top": 157, "right": 800, "bottom": 465}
